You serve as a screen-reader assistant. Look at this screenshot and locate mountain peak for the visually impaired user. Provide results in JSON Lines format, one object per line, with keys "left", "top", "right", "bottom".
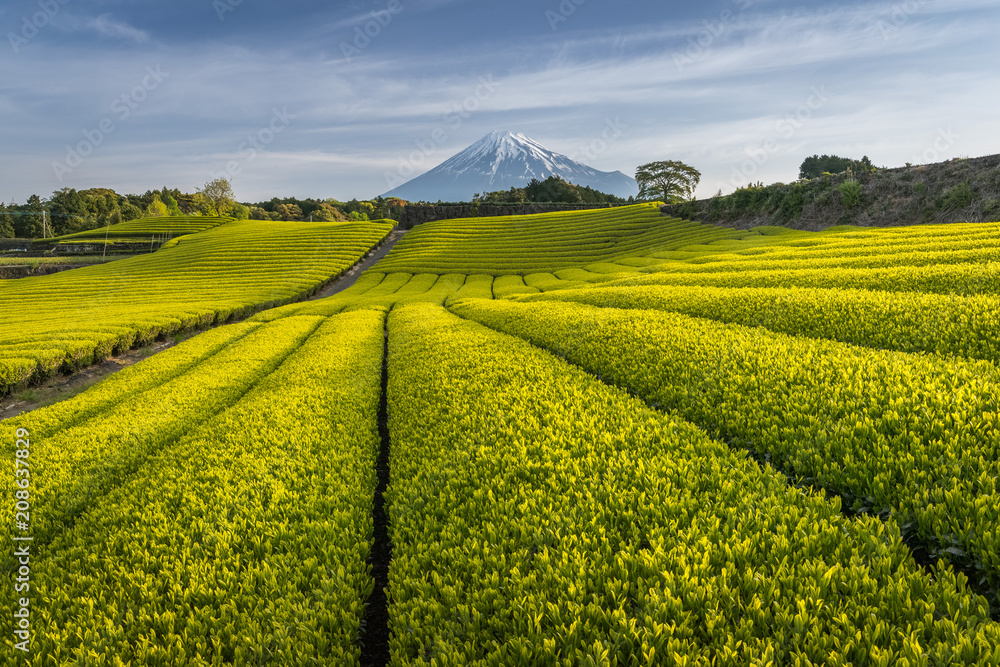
{"left": 483, "top": 129, "right": 523, "bottom": 142}
{"left": 384, "top": 130, "right": 638, "bottom": 202}
{"left": 486, "top": 129, "right": 517, "bottom": 139}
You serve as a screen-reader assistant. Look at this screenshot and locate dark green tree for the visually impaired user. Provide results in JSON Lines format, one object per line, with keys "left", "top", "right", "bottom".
{"left": 479, "top": 177, "right": 626, "bottom": 204}
{"left": 0, "top": 206, "right": 14, "bottom": 238}
{"left": 120, "top": 201, "right": 143, "bottom": 222}
{"left": 161, "top": 190, "right": 182, "bottom": 216}
{"left": 635, "top": 161, "right": 701, "bottom": 204}
{"left": 370, "top": 196, "right": 405, "bottom": 221}
{"left": 14, "top": 195, "right": 45, "bottom": 238}
{"left": 800, "top": 155, "right": 878, "bottom": 180}
{"left": 48, "top": 188, "right": 89, "bottom": 235}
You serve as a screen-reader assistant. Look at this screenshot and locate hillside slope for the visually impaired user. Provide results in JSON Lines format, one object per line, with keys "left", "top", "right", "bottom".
{"left": 665, "top": 153, "right": 1000, "bottom": 230}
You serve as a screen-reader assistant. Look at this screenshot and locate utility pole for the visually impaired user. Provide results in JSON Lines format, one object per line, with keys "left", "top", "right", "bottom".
{"left": 102, "top": 219, "right": 111, "bottom": 261}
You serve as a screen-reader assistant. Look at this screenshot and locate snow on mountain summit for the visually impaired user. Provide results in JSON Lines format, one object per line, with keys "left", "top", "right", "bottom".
{"left": 383, "top": 131, "right": 639, "bottom": 202}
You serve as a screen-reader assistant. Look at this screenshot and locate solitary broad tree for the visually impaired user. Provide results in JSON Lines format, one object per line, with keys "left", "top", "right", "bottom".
{"left": 198, "top": 177, "right": 236, "bottom": 216}
{"left": 635, "top": 161, "right": 701, "bottom": 204}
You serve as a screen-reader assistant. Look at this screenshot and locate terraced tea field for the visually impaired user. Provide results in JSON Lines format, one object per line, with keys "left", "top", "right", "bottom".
{"left": 4, "top": 203, "right": 1000, "bottom": 664}
{"left": 34, "top": 215, "right": 236, "bottom": 249}
{"left": 0, "top": 219, "right": 392, "bottom": 393}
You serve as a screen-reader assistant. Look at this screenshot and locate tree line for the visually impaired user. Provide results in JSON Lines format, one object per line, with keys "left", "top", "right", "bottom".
{"left": 1, "top": 152, "right": 880, "bottom": 239}
{"left": 246, "top": 196, "right": 405, "bottom": 223}
{"left": 475, "top": 176, "right": 631, "bottom": 205}
{"left": 799, "top": 155, "right": 878, "bottom": 180}
{"left": 0, "top": 185, "right": 249, "bottom": 239}
{"left": 0, "top": 179, "right": 406, "bottom": 239}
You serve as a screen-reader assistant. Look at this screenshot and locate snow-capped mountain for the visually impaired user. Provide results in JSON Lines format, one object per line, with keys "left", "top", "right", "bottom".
{"left": 382, "top": 131, "right": 639, "bottom": 202}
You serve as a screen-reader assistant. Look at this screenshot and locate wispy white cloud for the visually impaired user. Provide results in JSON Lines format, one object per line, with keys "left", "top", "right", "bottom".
{"left": 85, "top": 14, "right": 150, "bottom": 43}
{"left": 311, "top": 0, "right": 470, "bottom": 42}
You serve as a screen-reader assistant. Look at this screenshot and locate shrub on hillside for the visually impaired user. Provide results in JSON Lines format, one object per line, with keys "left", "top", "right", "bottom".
{"left": 839, "top": 180, "right": 863, "bottom": 209}
{"left": 945, "top": 182, "right": 973, "bottom": 210}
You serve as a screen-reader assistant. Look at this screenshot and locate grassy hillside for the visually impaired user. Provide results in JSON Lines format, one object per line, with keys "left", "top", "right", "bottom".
{"left": 665, "top": 153, "right": 1000, "bottom": 230}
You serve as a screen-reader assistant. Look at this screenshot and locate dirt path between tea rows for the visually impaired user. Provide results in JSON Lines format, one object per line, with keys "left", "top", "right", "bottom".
{"left": 0, "top": 341, "right": 177, "bottom": 421}
{"left": 308, "top": 227, "right": 407, "bottom": 300}
{"left": 1, "top": 228, "right": 407, "bottom": 421}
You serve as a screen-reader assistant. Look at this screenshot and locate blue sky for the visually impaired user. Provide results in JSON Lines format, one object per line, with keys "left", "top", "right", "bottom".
{"left": 1, "top": 0, "right": 998, "bottom": 203}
